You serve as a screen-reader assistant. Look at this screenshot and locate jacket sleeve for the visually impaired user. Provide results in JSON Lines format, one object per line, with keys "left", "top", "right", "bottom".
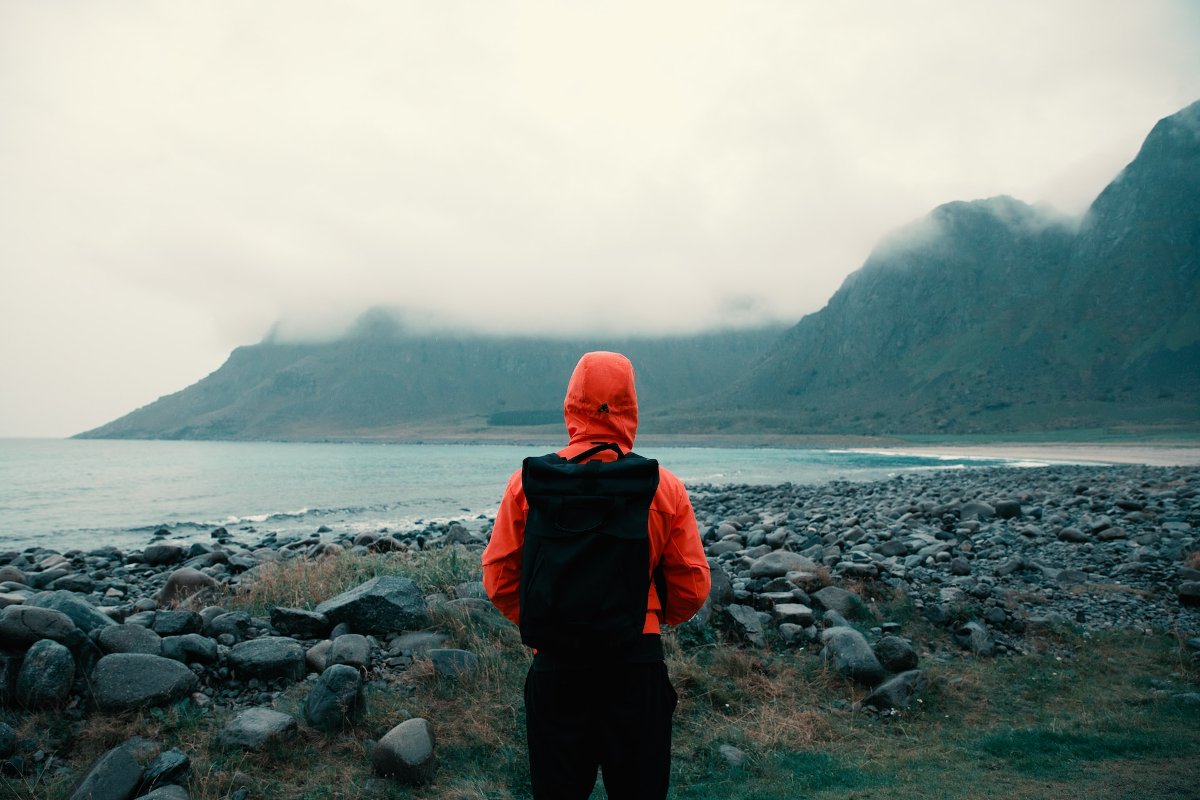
{"left": 656, "top": 475, "right": 711, "bottom": 626}
{"left": 482, "top": 470, "right": 526, "bottom": 626}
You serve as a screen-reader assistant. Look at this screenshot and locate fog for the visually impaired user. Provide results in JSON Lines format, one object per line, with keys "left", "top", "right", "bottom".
{"left": 2, "top": 1, "right": 1200, "bottom": 436}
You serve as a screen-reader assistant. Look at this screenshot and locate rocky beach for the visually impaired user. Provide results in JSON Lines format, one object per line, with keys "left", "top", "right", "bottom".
{"left": 1, "top": 462, "right": 1198, "bottom": 799}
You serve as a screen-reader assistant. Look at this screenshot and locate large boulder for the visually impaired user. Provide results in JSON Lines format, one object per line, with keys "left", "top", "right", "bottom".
{"left": 303, "top": 664, "right": 367, "bottom": 732}
{"left": 373, "top": 717, "right": 436, "bottom": 785}
{"left": 315, "top": 576, "right": 430, "bottom": 635}
{"left": 228, "top": 637, "right": 306, "bottom": 680}
{"left": 26, "top": 591, "right": 114, "bottom": 633}
{"left": 820, "top": 626, "right": 886, "bottom": 686}
{"left": 97, "top": 624, "right": 163, "bottom": 655}
{"left": 17, "top": 639, "right": 75, "bottom": 708}
{"left": 68, "top": 737, "right": 160, "bottom": 800}
{"left": 92, "top": 653, "right": 199, "bottom": 711}
{"left": 0, "top": 604, "right": 78, "bottom": 646}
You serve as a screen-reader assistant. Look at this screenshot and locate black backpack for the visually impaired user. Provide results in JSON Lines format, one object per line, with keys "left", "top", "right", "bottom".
{"left": 519, "top": 442, "right": 660, "bottom": 654}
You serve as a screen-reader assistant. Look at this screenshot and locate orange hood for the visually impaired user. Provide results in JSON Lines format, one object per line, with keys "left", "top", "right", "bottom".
{"left": 563, "top": 351, "right": 638, "bottom": 451}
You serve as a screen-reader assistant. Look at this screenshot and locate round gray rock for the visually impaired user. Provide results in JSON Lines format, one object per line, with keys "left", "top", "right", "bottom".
{"left": 873, "top": 635, "right": 919, "bottom": 673}
{"left": 748, "top": 551, "right": 819, "bottom": 579}
{"left": 97, "top": 623, "right": 163, "bottom": 655}
{"left": 820, "top": 626, "right": 886, "bottom": 686}
{"left": 92, "top": 653, "right": 199, "bottom": 711}
{"left": 303, "top": 663, "right": 367, "bottom": 732}
{"left": 229, "top": 637, "right": 306, "bottom": 680}
{"left": 373, "top": 717, "right": 436, "bottom": 785}
{"left": 328, "top": 633, "right": 371, "bottom": 669}
{"left": 0, "top": 604, "right": 78, "bottom": 646}
{"left": 27, "top": 590, "right": 114, "bottom": 633}
{"left": 17, "top": 639, "right": 75, "bottom": 708}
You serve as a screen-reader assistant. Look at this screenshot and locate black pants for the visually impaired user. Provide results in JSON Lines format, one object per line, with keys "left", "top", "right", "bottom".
{"left": 524, "top": 660, "right": 678, "bottom": 800}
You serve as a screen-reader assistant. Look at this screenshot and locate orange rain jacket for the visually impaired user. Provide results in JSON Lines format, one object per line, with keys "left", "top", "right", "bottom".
{"left": 482, "top": 351, "right": 712, "bottom": 637}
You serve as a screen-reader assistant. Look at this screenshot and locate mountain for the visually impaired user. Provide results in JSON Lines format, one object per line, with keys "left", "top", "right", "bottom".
{"left": 75, "top": 320, "right": 786, "bottom": 440}
{"left": 678, "top": 100, "right": 1200, "bottom": 435}
{"left": 80, "top": 100, "right": 1200, "bottom": 441}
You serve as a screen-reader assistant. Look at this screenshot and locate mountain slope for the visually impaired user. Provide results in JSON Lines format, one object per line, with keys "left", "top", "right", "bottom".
{"left": 678, "top": 100, "right": 1200, "bottom": 435}
{"left": 75, "top": 324, "right": 786, "bottom": 440}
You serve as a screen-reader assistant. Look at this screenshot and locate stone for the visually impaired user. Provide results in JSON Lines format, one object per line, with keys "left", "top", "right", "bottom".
{"left": 303, "top": 664, "right": 367, "bottom": 732}
{"left": 16, "top": 639, "right": 75, "bottom": 708}
{"left": 269, "top": 607, "right": 331, "bottom": 639}
{"left": 217, "top": 708, "right": 298, "bottom": 751}
{"left": 151, "top": 610, "right": 204, "bottom": 637}
{"left": 314, "top": 576, "right": 430, "bottom": 635}
{"left": 777, "top": 623, "right": 810, "bottom": 646}
{"left": 0, "top": 604, "right": 78, "bottom": 645}
{"left": 142, "top": 544, "right": 185, "bottom": 566}
{"left": 229, "top": 637, "right": 306, "bottom": 680}
{"left": 48, "top": 573, "right": 95, "bottom": 594}
{"left": 772, "top": 603, "right": 814, "bottom": 627}
{"left": 69, "top": 738, "right": 153, "bottom": 800}
{"left": 138, "top": 748, "right": 191, "bottom": 794}
{"left": 306, "top": 640, "right": 333, "bottom": 673}
{"left": 1178, "top": 581, "right": 1200, "bottom": 607}
{"left": 718, "top": 744, "right": 746, "bottom": 768}
{"left": 161, "top": 634, "right": 218, "bottom": 664}
{"left": 820, "top": 626, "right": 886, "bottom": 686}
{"left": 373, "top": 717, "right": 436, "bottom": 785}
{"left": 748, "top": 550, "right": 820, "bottom": 580}
{"left": 98, "top": 624, "right": 163, "bottom": 655}
{"left": 136, "top": 786, "right": 189, "bottom": 800}
{"left": 723, "top": 604, "right": 765, "bottom": 648}
{"left": 993, "top": 500, "right": 1022, "bottom": 520}
{"left": 328, "top": 633, "right": 371, "bottom": 669}
{"left": 427, "top": 649, "right": 479, "bottom": 678}
{"left": 873, "top": 636, "right": 919, "bottom": 673}
{"left": 388, "top": 631, "right": 450, "bottom": 657}
{"left": 27, "top": 590, "right": 114, "bottom": 633}
{"left": 862, "top": 670, "right": 928, "bottom": 711}
{"left": 954, "top": 621, "right": 995, "bottom": 656}
{"left": 811, "top": 586, "right": 867, "bottom": 620}
{"left": 1058, "top": 527, "right": 1090, "bottom": 543}
{"left": 155, "top": 568, "right": 219, "bottom": 606}
{"left": 960, "top": 501, "right": 995, "bottom": 521}
{"left": 206, "top": 611, "right": 253, "bottom": 641}
{"left": 92, "top": 653, "right": 199, "bottom": 711}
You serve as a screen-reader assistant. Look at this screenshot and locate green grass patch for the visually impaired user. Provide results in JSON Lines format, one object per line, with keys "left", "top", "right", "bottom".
{"left": 975, "top": 726, "right": 1188, "bottom": 778}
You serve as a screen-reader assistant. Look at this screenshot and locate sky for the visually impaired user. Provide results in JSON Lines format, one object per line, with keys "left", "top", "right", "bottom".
{"left": 2, "top": 1, "right": 1200, "bottom": 438}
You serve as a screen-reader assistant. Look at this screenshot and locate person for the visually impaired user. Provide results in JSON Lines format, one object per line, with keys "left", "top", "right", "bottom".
{"left": 483, "top": 350, "right": 711, "bottom": 800}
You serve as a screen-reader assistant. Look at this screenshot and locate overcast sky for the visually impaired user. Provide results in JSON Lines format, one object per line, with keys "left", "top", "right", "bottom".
{"left": 2, "top": 1, "right": 1199, "bottom": 437}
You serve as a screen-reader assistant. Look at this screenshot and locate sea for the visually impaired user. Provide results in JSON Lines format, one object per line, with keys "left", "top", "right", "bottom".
{"left": 0, "top": 438, "right": 1059, "bottom": 554}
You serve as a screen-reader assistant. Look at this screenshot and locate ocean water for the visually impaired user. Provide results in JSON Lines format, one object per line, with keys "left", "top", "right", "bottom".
{"left": 0, "top": 439, "right": 1046, "bottom": 553}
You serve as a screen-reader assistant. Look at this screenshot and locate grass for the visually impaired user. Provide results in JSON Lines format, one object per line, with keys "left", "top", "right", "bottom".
{"left": 3, "top": 548, "right": 1198, "bottom": 799}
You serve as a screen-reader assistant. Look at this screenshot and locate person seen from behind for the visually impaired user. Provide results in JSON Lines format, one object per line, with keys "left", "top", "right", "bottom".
{"left": 483, "top": 351, "right": 712, "bottom": 800}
